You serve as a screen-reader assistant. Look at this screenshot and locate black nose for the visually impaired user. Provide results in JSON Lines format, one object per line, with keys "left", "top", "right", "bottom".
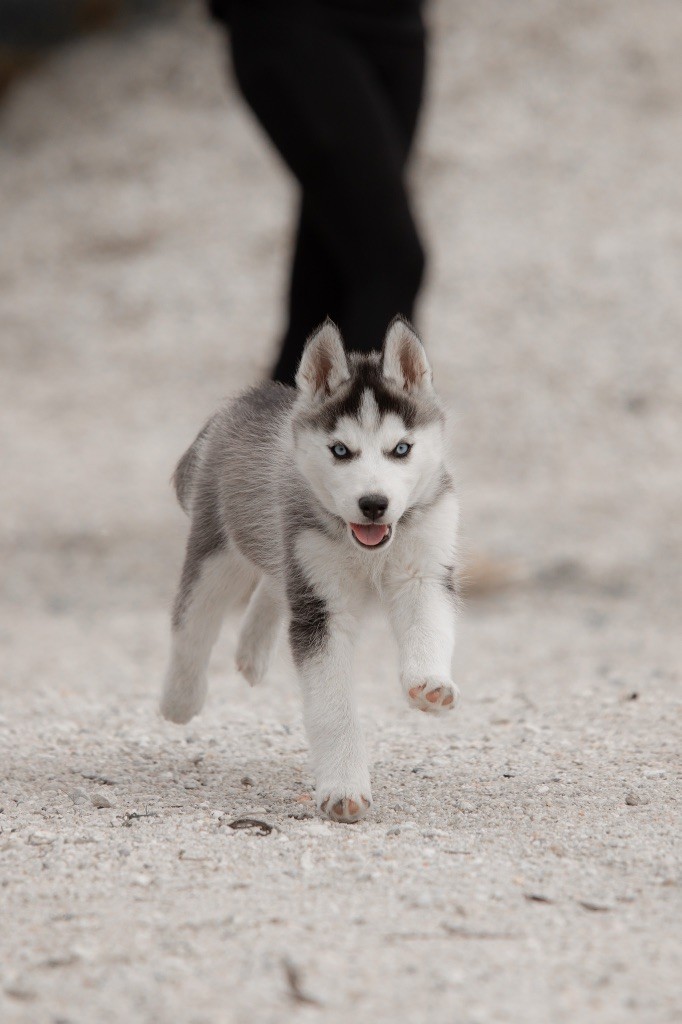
{"left": 358, "top": 494, "right": 389, "bottom": 521}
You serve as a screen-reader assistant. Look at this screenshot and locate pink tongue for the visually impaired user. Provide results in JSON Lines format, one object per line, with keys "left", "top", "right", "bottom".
{"left": 351, "top": 523, "right": 389, "bottom": 547}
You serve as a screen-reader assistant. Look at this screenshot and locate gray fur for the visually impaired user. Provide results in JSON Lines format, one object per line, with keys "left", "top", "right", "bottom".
{"left": 296, "top": 350, "right": 443, "bottom": 436}
{"left": 162, "top": 322, "right": 459, "bottom": 823}
{"left": 170, "top": 382, "right": 326, "bottom": 631}
{"left": 286, "top": 566, "right": 329, "bottom": 665}
{"left": 171, "top": 489, "right": 226, "bottom": 629}
{"left": 169, "top": 353, "right": 452, "bottom": 638}
{"left": 172, "top": 416, "right": 215, "bottom": 513}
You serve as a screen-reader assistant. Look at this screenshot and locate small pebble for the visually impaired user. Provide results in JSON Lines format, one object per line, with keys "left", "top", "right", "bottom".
{"left": 28, "top": 831, "right": 58, "bottom": 846}
{"left": 625, "top": 792, "right": 650, "bottom": 806}
{"left": 4, "top": 975, "right": 36, "bottom": 1001}
{"left": 91, "top": 791, "right": 116, "bottom": 809}
{"left": 578, "top": 900, "right": 612, "bottom": 913}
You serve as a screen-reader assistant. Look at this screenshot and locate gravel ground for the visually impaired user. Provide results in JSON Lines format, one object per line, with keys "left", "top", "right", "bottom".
{"left": 1, "top": 2, "right": 680, "bottom": 1022}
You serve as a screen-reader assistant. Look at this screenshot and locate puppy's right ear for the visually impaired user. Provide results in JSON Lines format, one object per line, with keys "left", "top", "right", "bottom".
{"left": 295, "top": 319, "right": 350, "bottom": 400}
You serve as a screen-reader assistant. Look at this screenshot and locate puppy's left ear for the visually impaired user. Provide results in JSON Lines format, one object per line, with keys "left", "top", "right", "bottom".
{"left": 381, "top": 316, "right": 432, "bottom": 394}
{"left": 296, "top": 318, "right": 350, "bottom": 400}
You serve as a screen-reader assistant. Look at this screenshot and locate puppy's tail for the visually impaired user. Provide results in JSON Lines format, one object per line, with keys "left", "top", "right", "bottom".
{"left": 172, "top": 416, "right": 215, "bottom": 514}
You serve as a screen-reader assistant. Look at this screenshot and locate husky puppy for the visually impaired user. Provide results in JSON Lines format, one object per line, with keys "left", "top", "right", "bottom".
{"left": 160, "top": 316, "right": 459, "bottom": 823}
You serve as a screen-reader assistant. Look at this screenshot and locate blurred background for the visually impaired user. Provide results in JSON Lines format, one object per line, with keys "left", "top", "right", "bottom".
{"left": 2, "top": 0, "right": 680, "bottom": 628}
{"left": 0, "top": 2, "right": 680, "bottom": 1020}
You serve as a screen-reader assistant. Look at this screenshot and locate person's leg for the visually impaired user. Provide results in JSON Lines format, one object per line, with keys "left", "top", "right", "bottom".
{"left": 273, "top": 198, "right": 344, "bottom": 385}
{"left": 331, "top": 12, "right": 427, "bottom": 349}
{"left": 341, "top": 9, "right": 427, "bottom": 162}
{"left": 275, "top": 14, "right": 428, "bottom": 382}
{"left": 229, "top": 7, "right": 425, "bottom": 358}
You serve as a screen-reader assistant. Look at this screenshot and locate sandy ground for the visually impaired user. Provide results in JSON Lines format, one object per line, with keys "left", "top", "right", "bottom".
{"left": 1, "top": 1, "right": 681, "bottom": 1021}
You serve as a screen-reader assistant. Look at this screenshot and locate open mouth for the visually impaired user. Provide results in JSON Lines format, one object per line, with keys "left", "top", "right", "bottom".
{"left": 349, "top": 523, "right": 393, "bottom": 549}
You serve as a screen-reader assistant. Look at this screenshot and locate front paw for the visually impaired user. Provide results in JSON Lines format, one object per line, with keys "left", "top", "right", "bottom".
{"left": 405, "top": 675, "right": 460, "bottom": 714}
{"left": 235, "top": 651, "right": 267, "bottom": 688}
{"left": 317, "top": 788, "right": 372, "bottom": 824}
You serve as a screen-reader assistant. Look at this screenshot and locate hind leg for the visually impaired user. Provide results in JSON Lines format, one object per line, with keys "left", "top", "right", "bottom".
{"left": 236, "top": 576, "right": 285, "bottom": 687}
{"left": 161, "top": 532, "right": 258, "bottom": 724}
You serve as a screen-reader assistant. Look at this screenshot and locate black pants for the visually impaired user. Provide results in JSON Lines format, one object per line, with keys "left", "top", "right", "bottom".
{"left": 226, "top": 2, "right": 427, "bottom": 384}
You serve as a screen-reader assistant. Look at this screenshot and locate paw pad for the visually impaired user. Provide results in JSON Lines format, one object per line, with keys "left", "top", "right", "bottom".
{"left": 319, "top": 794, "right": 371, "bottom": 824}
{"left": 407, "top": 678, "right": 459, "bottom": 714}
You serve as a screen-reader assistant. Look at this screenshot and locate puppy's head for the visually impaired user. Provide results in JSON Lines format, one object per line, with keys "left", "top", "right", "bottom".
{"left": 292, "top": 317, "right": 445, "bottom": 552}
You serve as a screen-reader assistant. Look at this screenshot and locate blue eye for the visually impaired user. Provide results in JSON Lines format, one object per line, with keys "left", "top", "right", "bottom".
{"left": 331, "top": 443, "right": 350, "bottom": 459}
{"left": 393, "top": 442, "right": 411, "bottom": 457}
